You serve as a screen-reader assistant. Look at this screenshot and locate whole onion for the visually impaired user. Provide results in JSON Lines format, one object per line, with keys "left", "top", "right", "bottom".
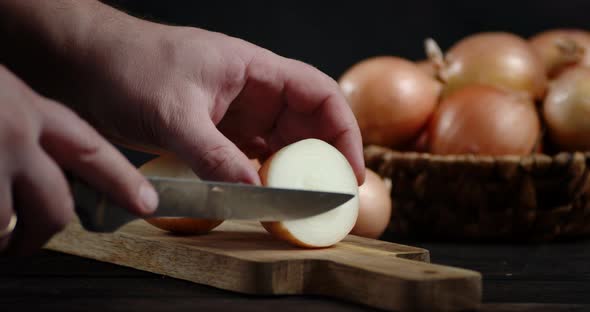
{"left": 529, "top": 29, "right": 590, "bottom": 79}
{"left": 543, "top": 67, "right": 590, "bottom": 151}
{"left": 429, "top": 84, "right": 541, "bottom": 156}
{"left": 426, "top": 32, "right": 547, "bottom": 100}
{"left": 339, "top": 56, "right": 441, "bottom": 148}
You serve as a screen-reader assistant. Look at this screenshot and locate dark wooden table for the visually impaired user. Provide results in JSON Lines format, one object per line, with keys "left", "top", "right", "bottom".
{"left": 2, "top": 149, "right": 588, "bottom": 311}
{"left": 1, "top": 237, "right": 589, "bottom": 312}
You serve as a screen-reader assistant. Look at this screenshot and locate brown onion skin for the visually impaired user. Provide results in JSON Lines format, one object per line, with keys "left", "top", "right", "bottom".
{"left": 429, "top": 84, "right": 540, "bottom": 156}
{"left": 529, "top": 29, "right": 590, "bottom": 79}
{"left": 416, "top": 59, "right": 438, "bottom": 78}
{"left": 543, "top": 67, "right": 590, "bottom": 151}
{"left": 440, "top": 32, "right": 547, "bottom": 100}
{"left": 138, "top": 155, "right": 225, "bottom": 235}
{"left": 407, "top": 129, "right": 430, "bottom": 153}
{"left": 145, "top": 218, "right": 223, "bottom": 235}
{"left": 339, "top": 56, "right": 441, "bottom": 148}
{"left": 351, "top": 168, "right": 392, "bottom": 239}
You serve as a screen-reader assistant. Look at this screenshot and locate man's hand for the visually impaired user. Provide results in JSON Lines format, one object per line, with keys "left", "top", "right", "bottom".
{"left": 0, "top": 65, "right": 158, "bottom": 255}
{"left": 0, "top": 0, "right": 365, "bottom": 186}
{"left": 74, "top": 23, "right": 366, "bottom": 185}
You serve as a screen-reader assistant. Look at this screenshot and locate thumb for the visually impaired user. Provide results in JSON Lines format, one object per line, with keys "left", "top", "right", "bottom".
{"left": 175, "top": 120, "right": 261, "bottom": 185}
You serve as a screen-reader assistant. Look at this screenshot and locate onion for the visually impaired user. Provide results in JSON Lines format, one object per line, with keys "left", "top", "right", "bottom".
{"left": 408, "top": 130, "right": 430, "bottom": 153}
{"left": 138, "top": 155, "right": 224, "bottom": 234}
{"left": 542, "top": 67, "right": 590, "bottom": 151}
{"left": 338, "top": 56, "right": 441, "bottom": 148}
{"left": 350, "top": 168, "right": 392, "bottom": 239}
{"left": 416, "top": 59, "right": 437, "bottom": 78}
{"left": 426, "top": 33, "right": 547, "bottom": 100}
{"left": 429, "top": 84, "right": 540, "bottom": 156}
{"left": 260, "top": 139, "right": 359, "bottom": 248}
{"left": 529, "top": 29, "right": 590, "bottom": 79}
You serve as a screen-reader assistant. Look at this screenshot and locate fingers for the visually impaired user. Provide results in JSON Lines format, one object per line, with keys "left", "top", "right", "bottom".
{"left": 176, "top": 118, "right": 261, "bottom": 185}
{"left": 269, "top": 95, "right": 366, "bottom": 185}
{"left": 7, "top": 149, "right": 73, "bottom": 256}
{"left": 273, "top": 57, "right": 366, "bottom": 184}
{"left": 38, "top": 100, "right": 158, "bottom": 216}
{"left": 0, "top": 180, "right": 14, "bottom": 252}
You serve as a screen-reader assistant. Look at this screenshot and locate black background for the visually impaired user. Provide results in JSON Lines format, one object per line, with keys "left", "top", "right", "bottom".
{"left": 4, "top": 3, "right": 590, "bottom": 309}
{"left": 106, "top": 0, "right": 590, "bottom": 81}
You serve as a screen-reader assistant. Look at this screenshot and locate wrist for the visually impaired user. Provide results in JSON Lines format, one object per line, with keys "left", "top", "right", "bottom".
{"left": 0, "top": 0, "right": 139, "bottom": 97}
{"left": 0, "top": 0, "right": 94, "bottom": 62}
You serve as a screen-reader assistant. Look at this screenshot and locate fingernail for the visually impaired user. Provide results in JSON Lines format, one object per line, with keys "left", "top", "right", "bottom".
{"left": 139, "top": 182, "right": 159, "bottom": 213}
{"left": 240, "top": 170, "right": 262, "bottom": 186}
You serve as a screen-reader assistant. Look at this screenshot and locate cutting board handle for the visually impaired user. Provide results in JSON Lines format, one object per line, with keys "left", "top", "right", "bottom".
{"left": 301, "top": 252, "right": 481, "bottom": 311}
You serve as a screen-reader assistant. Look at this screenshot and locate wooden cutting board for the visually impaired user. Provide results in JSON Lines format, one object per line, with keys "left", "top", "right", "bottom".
{"left": 46, "top": 219, "right": 481, "bottom": 311}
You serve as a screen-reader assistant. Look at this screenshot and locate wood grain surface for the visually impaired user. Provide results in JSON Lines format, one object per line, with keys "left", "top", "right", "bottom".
{"left": 45, "top": 219, "right": 482, "bottom": 311}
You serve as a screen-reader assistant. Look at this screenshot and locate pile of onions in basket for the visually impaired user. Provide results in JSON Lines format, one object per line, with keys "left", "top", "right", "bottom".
{"left": 339, "top": 29, "right": 590, "bottom": 156}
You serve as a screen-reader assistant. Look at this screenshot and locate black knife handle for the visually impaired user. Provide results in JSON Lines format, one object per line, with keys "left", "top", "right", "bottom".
{"left": 66, "top": 173, "right": 138, "bottom": 233}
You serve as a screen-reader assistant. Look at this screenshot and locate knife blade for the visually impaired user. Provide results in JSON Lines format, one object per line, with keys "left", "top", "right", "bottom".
{"left": 68, "top": 175, "right": 355, "bottom": 233}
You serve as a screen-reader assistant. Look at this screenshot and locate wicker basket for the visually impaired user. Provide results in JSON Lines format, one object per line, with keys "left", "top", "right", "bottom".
{"left": 364, "top": 145, "right": 590, "bottom": 242}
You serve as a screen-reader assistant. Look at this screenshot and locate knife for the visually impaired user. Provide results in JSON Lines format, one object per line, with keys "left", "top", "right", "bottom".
{"left": 68, "top": 174, "right": 355, "bottom": 233}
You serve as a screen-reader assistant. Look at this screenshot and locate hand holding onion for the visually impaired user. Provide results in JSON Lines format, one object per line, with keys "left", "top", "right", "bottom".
{"left": 141, "top": 28, "right": 590, "bottom": 251}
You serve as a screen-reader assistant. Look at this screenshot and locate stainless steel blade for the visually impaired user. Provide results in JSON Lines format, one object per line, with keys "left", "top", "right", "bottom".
{"left": 69, "top": 174, "right": 355, "bottom": 233}
{"left": 148, "top": 176, "right": 354, "bottom": 220}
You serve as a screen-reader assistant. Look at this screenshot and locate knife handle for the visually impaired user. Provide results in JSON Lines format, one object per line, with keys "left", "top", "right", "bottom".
{"left": 67, "top": 173, "right": 139, "bottom": 233}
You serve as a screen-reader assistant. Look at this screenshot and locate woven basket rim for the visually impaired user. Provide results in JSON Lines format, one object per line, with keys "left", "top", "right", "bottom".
{"left": 363, "top": 144, "right": 590, "bottom": 241}
{"left": 364, "top": 144, "right": 590, "bottom": 165}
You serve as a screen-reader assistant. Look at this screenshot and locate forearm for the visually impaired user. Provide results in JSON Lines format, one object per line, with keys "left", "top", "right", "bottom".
{"left": 0, "top": 0, "right": 135, "bottom": 100}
